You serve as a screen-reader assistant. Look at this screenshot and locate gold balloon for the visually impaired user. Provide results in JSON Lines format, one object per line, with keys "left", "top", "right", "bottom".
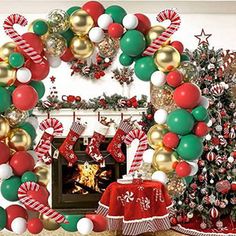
{"left": 39, "top": 214, "right": 60, "bottom": 231}
{"left": 4, "top": 106, "right": 28, "bottom": 127}
{"left": 70, "top": 9, "right": 94, "bottom": 35}
{"left": 167, "top": 175, "right": 187, "bottom": 197}
{"left": 152, "top": 147, "right": 178, "bottom": 173}
{"left": 34, "top": 164, "right": 50, "bottom": 186}
{"left": 147, "top": 124, "right": 167, "bottom": 149}
{"left": 154, "top": 45, "right": 180, "bottom": 72}
{"left": 45, "top": 33, "right": 67, "bottom": 56}
{"left": 146, "top": 25, "right": 166, "bottom": 45}
{"left": 70, "top": 36, "right": 94, "bottom": 59}
{"left": 0, "top": 116, "right": 10, "bottom": 140}
{"left": 0, "top": 42, "right": 16, "bottom": 61}
{"left": 8, "top": 128, "right": 31, "bottom": 151}
{"left": 0, "top": 62, "right": 16, "bottom": 87}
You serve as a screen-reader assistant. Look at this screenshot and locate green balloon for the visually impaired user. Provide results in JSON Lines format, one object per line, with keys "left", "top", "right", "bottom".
{"left": 192, "top": 106, "right": 208, "bottom": 121}
{"left": 61, "top": 29, "right": 75, "bottom": 46}
{"left": 204, "top": 114, "right": 210, "bottom": 123}
{"left": 119, "top": 53, "right": 134, "bottom": 66}
{"left": 177, "top": 134, "right": 203, "bottom": 161}
{"left": 6, "top": 85, "right": 16, "bottom": 94}
{"left": 21, "top": 171, "right": 38, "bottom": 183}
{"left": 134, "top": 56, "right": 157, "bottom": 81}
{"left": 120, "top": 30, "right": 146, "bottom": 57}
{"left": 29, "top": 81, "right": 45, "bottom": 99}
{"left": 9, "top": 53, "right": 25, "bottom": 68}
{"left": 185, "top": 176, "right": 194, "bottom": 185}
{"left": 0, "top": 207, "right": 6, "bottom": 230}
{"left": 0, "top": 87, "right": 11, "bottom": 113}
{"left": 33, "top": 20, "right": 48, "bottom": 36}
{"left": 67, "top": 6, "right": 81, "bottom": 15}
{"left": 61, "top": 215, "right": 84, "bottom": 232}
{"left": 1, "top": 176, "right": 21, "bottom": 201}
{"left": 19, "top": 122, "right": 36, "bottom": 140}
{"left": 105, "top": 5, "right": 127, "bottom": 23}
{"left": 181, "top": 54, "right": 190, "bottom": 62}
{"left": 167, "top": 109, "right": 195, "bottom": 135}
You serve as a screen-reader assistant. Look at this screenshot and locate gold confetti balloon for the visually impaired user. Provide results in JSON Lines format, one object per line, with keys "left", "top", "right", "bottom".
{"left": 39, "top": 214, "right": 60, "bottom": 231}
{"left": 97, "top": 35, "right": 119, "bottom": 58}
{"left": 0, "top": 116, "right": 10, "bottom": 140}
{"left": 0, "top": 42, "right": 16, "bottom": 61}
{"left": 167, "top": 175, "right": 187, "bottom": 197}
{"left": 34, "top": 164, "right": 50, "bottom": 186}
{"left": 146, "top": 25, "right": 166, "bottom": 45}
{"left": 178, "top": 61, "right": 199, "bottom": 82}
{"left": 0, "top": 62, "right": 16, "bottom": 87}
{"left": 4, "top": 106, "right": 28, "bottom": 127}
{"left": 48, "top": 9, "right": 69, "bottom": 33}
{"left": 147, "top": 124, "right": 167, "bottom": 149}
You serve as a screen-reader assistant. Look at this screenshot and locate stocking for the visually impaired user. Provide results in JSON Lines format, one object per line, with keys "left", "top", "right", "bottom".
{"left": 86, "top": 121, "right": 109, "bottom": 162}
{"left": 107, "top": 120, "right": 133, "bottom": 163}
{"left": 59, "top": 121, "right": 86, "bottom": 165}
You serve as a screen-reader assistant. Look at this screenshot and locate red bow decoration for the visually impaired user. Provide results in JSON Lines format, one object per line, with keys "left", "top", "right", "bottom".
{"left": 126, "top": 96, "right": 138, "bottom": 108}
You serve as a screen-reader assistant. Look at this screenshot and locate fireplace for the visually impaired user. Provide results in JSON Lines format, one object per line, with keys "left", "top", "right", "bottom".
{"left": 51, "top": 137, "right": 127, "bottom": 214}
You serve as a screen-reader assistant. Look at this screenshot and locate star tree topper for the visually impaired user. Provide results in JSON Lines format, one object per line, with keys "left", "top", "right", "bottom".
{"left": 195, "top": 29, "right": 212, "bottom": 46}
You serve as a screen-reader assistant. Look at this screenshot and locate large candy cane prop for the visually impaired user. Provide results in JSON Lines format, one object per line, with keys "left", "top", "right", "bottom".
{"left": 18, "top": 182, "right": 68, "bottom": 224}
{"left": 143, "top": 9, "right": 181, "bottom": 56}
{"left": 124, "top": 129, "right": 148, "bottom": 174}
{"left": 3, "top": 14, "right": 43, "bottom": 64}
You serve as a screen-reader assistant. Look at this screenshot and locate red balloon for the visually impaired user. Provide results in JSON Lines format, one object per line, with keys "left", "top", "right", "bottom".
{"left": 135, "top": 13, "right": 151, "bottom": 34}
{"left": 25, "top": 58, "right": 50, "bottom": 81}
{"left": 0, "top": 142, "right": 10, "bottom": 164}
{"left": 163, "top": 132, "right": 179, "bottom": 149}
{"left": 9, "top": 151, "right": 35, "bottom": 176}
{"left": 171, "top": 41, "right": 184, "bottom": 54}
{"left": 82, "top": 1, "right": 105, "bottom": 23}
{"left": 166, "top": 70, "right": 183, "bottom": 88}
{"left": 27, "top": 218, "right": 43, "bottom": 234}
{"left": 175, "top": 161, "right": 191, "bottom": 177}
{"left": 61, "top": 47, "right": 75, "bottom": 62}
{"left": 173, "top": 83, "right": 201, "bottom": 109}
{"left": 194, "top": 121, "right": 209, "bottom": 137}
{"left": 17, "top": 33, "right": 43, "bottom": 59}
{"left": 5, "top": 205, "right": 28, "bottom": 230}
{"left": 108, "top": 23, "right": 124, "bottom": 38}
{"left": 12, "top": 85, "right": 38, "bottom": 111}
{"left": 86, "top": 214, "right": 107, "bottom": 232}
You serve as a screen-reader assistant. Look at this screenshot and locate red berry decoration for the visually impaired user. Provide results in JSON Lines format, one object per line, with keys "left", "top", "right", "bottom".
{"left": 170, "top": 217, "right": 178, "bottom": 226}
{"left": 147, "top": 114, "right": 153, "bottom": 120}
{"left": 27, "top": 218, "right": 44, "bottom": 234}
{"left": 108, "top": 23, "right": 124, "bottom": 38}
{"left": 163, "top": 132, "right": 179, "bottom": 149}
{"left": 194, "top": 122, "right": 209, "bottom": 137}
{"left": 0, "top": 142, "right": 10, "bottom": 164}
{"left": 175, "top": 161, "right": 191, "bottom": 177}
{"left": 171, "top": 41, "right": 184, "bottom": 54}
{"left": 166, "top": 70, "right": 183, "bottom": 88}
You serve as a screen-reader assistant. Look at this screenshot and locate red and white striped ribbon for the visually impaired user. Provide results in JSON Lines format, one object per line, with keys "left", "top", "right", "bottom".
{"left": 124, "top": 129, "right": 148, "bottom": 174}
{"left": 18, "top": 182, "right": 68, "bottom": 224}
{"left": 143, "top": 9, "right": 181, "bottom": 56}
{"left": 3, "top": 14, "right": 43, "bottom": 64}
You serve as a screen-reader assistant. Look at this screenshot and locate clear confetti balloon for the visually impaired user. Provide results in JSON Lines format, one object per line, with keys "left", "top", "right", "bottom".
{"left": 4, "top": 106, "right": 28, "bottom": 127}
{"left": 45, "top": 33, "right": 67, "bottom": 56}
{"left": 178, "top": 61, "right": 199, "bottom": 82}
{"left": 167, "top": 175, "right": 187, "bottom": 197}
{"left": 97, "top": 35, "right": 119, "bottom": 58}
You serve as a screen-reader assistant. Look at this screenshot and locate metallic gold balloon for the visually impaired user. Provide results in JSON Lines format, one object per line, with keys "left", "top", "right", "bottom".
{"left": 0, "top": 42, "right": 16, "bottom": 61}
{"left": 4, "top": 106, "right": 28, "bottom": 127}
{"left": 45, "top": 33, "right": 67, "bottom": 56}
{"left": 34, "top": 164, "right": 50, "bottom": 186}
{"left": 154, "top": 45, "right": 180, "bottom": 72}
{"left": 167, "top": 175, "right": 187, "bottom": 197}
{"left": 0, "top": 116, "right": 10, "bottom": 140}
{"left": 70, "top": 36, "right": 94, "bottom": 59}
{"left": 146, "top": 25, "right": 166, "bottom": 45}
{"left": 70, "top": 9, "right": 94, "bottom": 35}
{"left": 152, "top": 147, "right": 178, "bottom": 173}
{"left": 147, "top": 124, "right": 167, "bottom": 149}
{"left": 0, "top": 62, "right": 16, "bottom": 87}
{"left": 39, "top": 214, "right": 60, "bottom": 231}
{"left": 178, "top": 61, "right": 198, "bottom": 82}
{"left": 8, "top": 128, "right": 31, "bottom": 151}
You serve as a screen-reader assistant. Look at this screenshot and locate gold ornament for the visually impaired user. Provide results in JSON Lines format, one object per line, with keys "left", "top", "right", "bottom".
{"left": 97, "top": 35, "right": 120, "bottom": 58}
{"left": 0, "top": 62, "right": 16, "bottom": 87}
{"left": 34, "top": 164, "right": 50, "bottom": 186}
{"left": 70, "top": 36, "right": 94, "bottom": 59}
{"left": 45, "top": 33, "right": 67, "bottom": 56}
{"left": 39, "top": 214, "right": 60, "bottom": 231}
{"left": 0, "top": 116, "right": 10, "bottom": 140}
{"left": 0, "top": 42, "right": 16, "bottom": 61}
{"left": 167, "top": 175, "right": 187, "bottom": 197}
{"left": 48, "top": 9, "right": 69, "bottom": 33}
{"left": 146, "top": 25, "right": 166, "bottom": 45}
{"left": 8, "top": 128, "right": 31, "bottom": 151}
{"left": 4, "top": 106, "right": 28, "bottom": 127}
{"left": 70, "top": 9, "right": 94, "bottom": 36}
{"left": 152, "top": 147, "right": 178, "bottom": 173}
{"left": 178, "top": 61, "right": 198, "bottom": 82}
{"left": 154, "top": 45, "right": 180, "bottom": 72}
{"left": 147, "top": 124, "right": 167, "bottom": 149}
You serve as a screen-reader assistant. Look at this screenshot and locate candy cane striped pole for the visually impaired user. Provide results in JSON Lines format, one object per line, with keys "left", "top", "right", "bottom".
{"left": 143, "top": 9, "right": 181, "bottom": 56}
{"left": 124, "top": 129, "right": 148, "bottom": 174}
{"left": 18, "top": 182, "right": 68, "bottom": 224}
{"left": 3, "top": 14, "right": 44, "bottom": 64}
{"left": 221, "top": 50, "right": 236, "bottom": 72}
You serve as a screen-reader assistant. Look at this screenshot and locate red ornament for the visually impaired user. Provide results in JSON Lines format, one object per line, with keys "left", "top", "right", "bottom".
{"left": 231, "top": 151, "right": 236, "bottom": 158}
{"left": 176, "top": 215, "right": 183, "bottom": 223}
{"left": 67, "top": 95, "right": 76, "bottom": 103}
{"left": 135, "top": 13, "right": 151, "bottom": 34}
{"left": 171, "top": 41, "right": 184, "bottom": 54}
{"left": 206, "top": 151, "right": 216, "bottom": 161}
{"left": 166, "top": 70, "right": 183, "bottom": 88}
{"left": 108, "top": 23, "right": 124, "bottom": 38}
{"left": 231, "top": 182, "right": 236, "bottom": 191}
{"left": 85, "top": 214, "right": 107, "bottom": 232}
{"left": 163, "top": 132, "right": 179, "bottom": 149}
{"left": 0, "top": 142, "right": 10, "bottom": 164}
{"left": 170, "top": 217, "right": 178, "bottom": 226}
{"left": 216, "top": 180, "right": 231, "bottom": 194}
{"left": 12, "top": 85, "right": 38, "bottom": 111}
{"left": 175, "top": 161, "right": 191, "bottom": 177}
{"left": 194, "top": 122, "right": 209, "bottom": 137}
{"left": 60, "top": 47, "right": 75, "bottom": 62}
{"left": 82, "top": 1, "right": 105, "bottom": 23}
{"left": 210, "top": 207, "right": 219, "bottom": 219}
{"left": 212, "top": 137, "right": 220, "bottom": 145}
{"left": 27, "top": 218, "right": 44, "bottom": 234}
{"left": 173, "top": 83, "right": 201, "bottom": 109}
{"left": 76, "top": 96, "right": 81, "bottom": 102}
{"left": 146, "top": 114, "right": 153, "bottom": 120}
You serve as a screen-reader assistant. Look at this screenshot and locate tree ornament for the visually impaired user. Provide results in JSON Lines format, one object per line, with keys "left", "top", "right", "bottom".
{"left": 216, "top": 180, "right": 231, "bottom": 194}
{"left": 200, "top": 222, "right": 207, "bottom": 229}
{"left": 216, "top": 220, "right": 223, "bottom": 229}
{"left": 206, "top": 151, "right": 216, "bottom": 161}
{"left": 210, "top": 83, "right": 225, "bottom": 97}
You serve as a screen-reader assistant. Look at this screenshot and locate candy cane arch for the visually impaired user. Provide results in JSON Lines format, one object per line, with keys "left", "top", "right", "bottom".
{"left": 3, "top": 14, "right": 43, "bottom": 64}
{"left": 18, "top": 182, "right": 68, "bottom": 224}
{"left": 124, "top": 129, "right": 148, "bottom": 174}
{"left": 143, "top": 9, "right": 181, "bottom": 56}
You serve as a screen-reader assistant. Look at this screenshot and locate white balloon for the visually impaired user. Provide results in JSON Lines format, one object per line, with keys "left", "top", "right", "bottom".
{"left": 199, "top": 96, "right": 209, "bottom": 109}
{"left": 47, "top": 55, "right": 62, "bottom": 68}
{"left": 154, "top": 109, "right": 168, "bottom": 124}
{"left": 0, "top": 164, "right": 13, "bottom": 180}
{"left": 16, "top": 67, "right": 32, "bottom": 83}
{"left": 77, "top": 218, "right": 94, "bottom": 235}
{"left": 122, "top": 14, "right": 138, "bottom": 29}
{"left": 89, "top": 27, "right": 105, "bottom": 43}
{"left": 151, "top": 71, "right": 166, "bottom": 87}
{"left": 143, "top": 149, "right": 155, "bottom": 164}
{"left": 11, "top": 217, "right": 27, "bottom": 235}
{"left": 187, "top": 161, "right": 198, "bottom": 176}
{"left": 27, "top": 150, "right": 38, "bottom": 163}
{"left": 151, "top": 171, "right": 168, "bottom": 185}
{"left": 25, "top": 116, "right": 39, "bottom": 130}
{"left": 98, "top": 14, "right": 113, "bottom": 30}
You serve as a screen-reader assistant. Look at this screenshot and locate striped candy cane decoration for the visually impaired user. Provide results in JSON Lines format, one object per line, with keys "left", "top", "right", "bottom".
{"left": 221, "top": 50, "right": 236, "bottom": 72}
{"left": 18, "top": 182, "right": 68, "bottom": 224}
{"left": 143, "top": 9, "right": 181, "bottom": 56}
{"left": 3, "top": 14, "right": 43, "bottom": 64}
{"left": 124, "top": 129, "right": 148, "bottom": 174}
{"left": 39, "top": 117, "right": 64, "bottom": 136}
